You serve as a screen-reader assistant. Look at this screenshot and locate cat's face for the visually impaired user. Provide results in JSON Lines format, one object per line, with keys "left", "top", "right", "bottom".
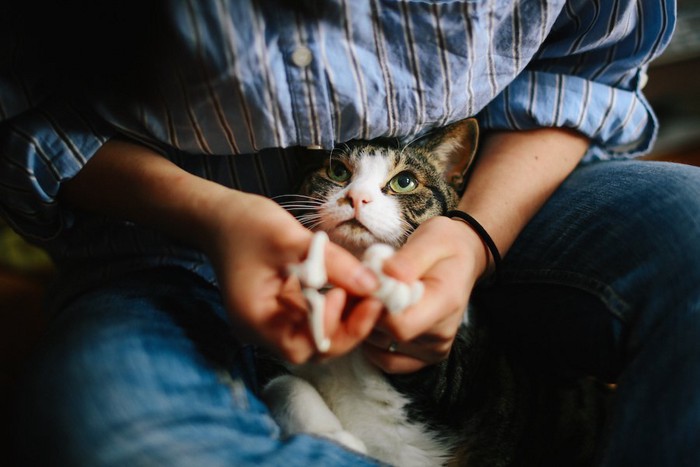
{"left": 290, "top": 119, "right": 479, "bottom": 257}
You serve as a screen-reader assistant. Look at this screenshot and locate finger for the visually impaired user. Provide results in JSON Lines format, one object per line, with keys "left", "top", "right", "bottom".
{"left": 362, "top": 343, "right": 432, "bottom": 374}
{"left": 364, "top": 329, "right": 393, "bottom": 349}
{"left": 381, "top": 262, "right": 468, "bottom": 342}
{"left": 323, "top": 297, "right": 384, "bottom": 357}
{"left": 382, "top": 217, "right": 454, "bottom": 283}
{"left": 277, "top": 286, "right": 347, "bottom": 358}
{"left": 365, "top": 325, "right": 454, "bottom": 364}
{"left": 277, "top": 275, "right": 311, "bottom": 317}
{"left": 257, "top": 309, "right": 316, "bottom": 365}
{"left": 324, "top": 242, "right": 379, "bottom": 296}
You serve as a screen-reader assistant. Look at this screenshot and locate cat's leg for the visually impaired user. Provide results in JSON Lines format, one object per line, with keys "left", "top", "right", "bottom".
{"left": 286, "top": 231, "right": 331, "bottom": 352}
{"left": 363, "top": 243, "right": 424, "bottom": 315}
{"left": 262, "top": 374, "right": 368, "bottom": 454}
{"left": 287, "top": 233, "right": 424, "bottom": 354}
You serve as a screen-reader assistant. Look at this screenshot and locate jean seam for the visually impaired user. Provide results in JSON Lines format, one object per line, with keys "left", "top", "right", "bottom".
{"left": 499, "top": 268, "right": 631, "bottom": 323}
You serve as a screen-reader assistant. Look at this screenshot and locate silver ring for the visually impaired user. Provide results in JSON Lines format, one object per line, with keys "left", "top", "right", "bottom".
{"left": 387, "top": 341, "right": 398, "bottom": 353}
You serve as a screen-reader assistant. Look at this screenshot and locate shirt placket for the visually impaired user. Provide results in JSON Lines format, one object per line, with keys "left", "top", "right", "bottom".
{"left": 276, "top": 14, "right": 329, "bottom": 150}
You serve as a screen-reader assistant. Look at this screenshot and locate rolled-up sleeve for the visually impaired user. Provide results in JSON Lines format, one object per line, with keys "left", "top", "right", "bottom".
{"left": 479, "top": 0, "right": 676, "bottom": 161}
{"left": 0, "top": 98, "right": 113, "bottom": 240}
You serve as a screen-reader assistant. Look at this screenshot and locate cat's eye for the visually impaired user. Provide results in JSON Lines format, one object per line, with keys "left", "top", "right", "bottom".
{"left": 388, "top": 172, "right": 418, "bottom": 193}
{"left": 327, "top": 160, "right": 351, "bottom": 183}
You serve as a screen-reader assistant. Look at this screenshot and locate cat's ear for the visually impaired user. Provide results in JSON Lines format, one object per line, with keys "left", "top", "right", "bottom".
{"left": 421, "top": 118, "right": 479, "bottom": 192}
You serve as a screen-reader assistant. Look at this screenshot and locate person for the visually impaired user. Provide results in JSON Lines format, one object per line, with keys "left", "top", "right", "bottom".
{"left": 1, "top": 0, "right": 697, "bottom": 465}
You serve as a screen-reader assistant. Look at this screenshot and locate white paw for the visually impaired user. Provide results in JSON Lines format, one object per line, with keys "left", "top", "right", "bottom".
{"left": 287, "top": 231, "right": 328, "bottom": 289}
{"left": 362, "top": 243, "right": 424, "bottom": 314}
{"left": 303, "top": 288, "right": 331, "bottom": 352}
{"left": 287, "top": 232, "right": 331, "bottom": 352}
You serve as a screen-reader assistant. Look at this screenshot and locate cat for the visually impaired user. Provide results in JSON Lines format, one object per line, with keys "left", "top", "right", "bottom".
{"left": 259, "top": 119, "right": 610, "bottom": 466}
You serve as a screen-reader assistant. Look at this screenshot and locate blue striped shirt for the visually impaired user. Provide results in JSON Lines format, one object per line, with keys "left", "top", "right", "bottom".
{"left": 0, "top": 0, "right": 675, "bottom": 308}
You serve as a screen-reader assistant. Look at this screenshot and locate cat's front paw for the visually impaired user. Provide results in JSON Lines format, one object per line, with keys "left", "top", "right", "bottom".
{"left": 322, "top": 430, "right": 368, "bottom": 455}
{"left": 363, "top": 243, "right": 424, "bottom": 314}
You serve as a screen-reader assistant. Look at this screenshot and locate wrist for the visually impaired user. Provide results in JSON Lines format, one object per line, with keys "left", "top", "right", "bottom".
{"left": 187, "top": 186, "right": 262, "bottom": 255}
{"left": 445, "top": 210, "right": 501, "bottom": 282}
{"left": 195, "top": 187, "right": 312, "bottom": 266}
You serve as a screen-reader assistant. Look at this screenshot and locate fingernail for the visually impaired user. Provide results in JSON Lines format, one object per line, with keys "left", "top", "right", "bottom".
{"left": 355, "top": 267, "right": 379, "bottom": 292}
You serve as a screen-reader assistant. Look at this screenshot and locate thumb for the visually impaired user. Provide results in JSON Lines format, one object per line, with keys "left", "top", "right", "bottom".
{"left": 324, "top": 241, "right": 379, "bottom": 296}
{"left": 382, "top": 217, "right": 454, "bottom": 282}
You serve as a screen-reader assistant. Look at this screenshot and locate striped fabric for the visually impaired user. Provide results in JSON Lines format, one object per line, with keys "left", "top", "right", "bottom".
{"left": 0, "top": 0, "right": 675, "bottom": 301}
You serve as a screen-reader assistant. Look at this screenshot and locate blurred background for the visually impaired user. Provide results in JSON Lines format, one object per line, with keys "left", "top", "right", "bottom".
{"left": 2, "top": 0, "right": 700, "bottom": 459}
{"left": 643, "top": 0, "right": 700, "bottom": 165}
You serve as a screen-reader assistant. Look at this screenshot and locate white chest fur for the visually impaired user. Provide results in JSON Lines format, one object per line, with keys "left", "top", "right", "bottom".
{"left": 262, "top": 350, "right": 455, "bottom": 466}
{"left": 276, "top": 232, "right": 447, "bottom": 465}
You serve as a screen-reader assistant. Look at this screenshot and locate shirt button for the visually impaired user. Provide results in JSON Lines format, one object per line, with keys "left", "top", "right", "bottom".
{"left": 639, "top": 71, "right": 649, "bottom": 89}
{"left": 291, "top": 46, "right": 313, "bottom": 67}
{"left": 306, "top": 144, "right": 323, "bottom": 150}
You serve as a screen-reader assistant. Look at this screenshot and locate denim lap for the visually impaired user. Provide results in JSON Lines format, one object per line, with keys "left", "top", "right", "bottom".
{"left": 13, "top": 268, "right": 377, "bottom": 466}
{"left": 14, "top": 160, "right": 700, "bottom": 466}
{"left": 475, "top": 160, "right": 700, "bottom": 465}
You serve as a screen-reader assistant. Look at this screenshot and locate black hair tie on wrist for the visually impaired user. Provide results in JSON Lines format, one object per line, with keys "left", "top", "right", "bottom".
{"left": 446, "top": 210, "right": 501, "bottom": 281}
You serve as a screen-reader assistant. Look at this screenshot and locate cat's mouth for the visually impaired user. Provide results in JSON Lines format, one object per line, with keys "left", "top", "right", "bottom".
{"left": 338, "top": 218, "right": 370, "bottom": 232}
{"left": 327, "top": 219, "right": 379, "bottom": 256}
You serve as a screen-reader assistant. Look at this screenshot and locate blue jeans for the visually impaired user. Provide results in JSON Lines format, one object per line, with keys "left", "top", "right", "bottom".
{"left": 474, "top": 160, "right": 700, "bottom": 466}
{"left": 13, "top": 160, "right": 700, "bottom": 466}
{"left": 12, "top": 267, "right": 380, "bottom": 466}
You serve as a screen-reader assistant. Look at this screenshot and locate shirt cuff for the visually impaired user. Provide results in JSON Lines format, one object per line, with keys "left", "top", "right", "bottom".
{"left": 0, "top": 98, "right": 114, "bottom": 241}
{"left": 478, "top": 69, "right": 658, "bottom": 162}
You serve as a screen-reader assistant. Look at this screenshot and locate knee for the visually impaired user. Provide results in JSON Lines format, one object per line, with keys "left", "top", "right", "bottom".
{"left": 13, "top": 317, "right": 137, "bottom": 465}
{"left": 605, "top": 163, "right": 700, "bottom": 349}
{"left": 634, "top": 164, "right": 700, "bottom": 280}
{"left": 598, "top": 162, "right": 700, "bottom": 283}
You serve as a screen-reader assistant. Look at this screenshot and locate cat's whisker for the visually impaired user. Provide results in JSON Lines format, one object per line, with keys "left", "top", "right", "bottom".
{"left": 279, "top": 200, "right": 325, "bottom": 208}
{"left": 296, "top": 213, "right": 323, "bottom": 222}
{"left": 398, "top": 219, "right": 416, "bottom": 242}
{"left": 271, "top": 194, "right": 302, "bottom": 202}
{"left": 301, "top": 220, "right": 324, "bottom": 231}
{"left": 296, "top": 216, "right": 324, "bottom": 227}
{"left": 277, "top": 199, "right": 325, "bottom": 206}
{"left": 274, "top": 193, "right": 326, "bottom": 203}
{"left": 281, "top": 204, "right": 324, "bottom": 211}
{"left": 280, "top": 198, "right": 324, "bottom": 204}
{"left": 288, "top": 193, "right": 326, "bottom": 201}
{"left": 279, "top": 197, "right": 325, "bottom": 204}
{"left": 298, "top": 215, "right": 323, "bottom": 223}
{"left": 280, "top": 202, "right": 324, "bottom": 207}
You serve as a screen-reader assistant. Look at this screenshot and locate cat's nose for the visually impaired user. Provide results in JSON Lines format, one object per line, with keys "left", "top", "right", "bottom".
{"left": 346, "top": 190, "right": 372, "bottom": 211}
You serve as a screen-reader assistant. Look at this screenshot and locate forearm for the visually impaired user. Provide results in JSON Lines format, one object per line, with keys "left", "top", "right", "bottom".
{"left": 59, "top": 139, "right": 381, "bottom": 362}
{"left": 458, "top": 127, "right": 589, "bottom": 263}
{"left": 59, "top": 139, "right": 239, "bottom": 251}
{"left": 372, "top": 127, "right": 589, "bottom": 371}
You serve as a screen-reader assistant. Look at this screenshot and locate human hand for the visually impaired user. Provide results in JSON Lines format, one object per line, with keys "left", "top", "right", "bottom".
{"left": 200, "top": 191, "right": 381, "bottom": 364}
{"left": 362, "top": 215, "right": 489, "bottom": 373}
